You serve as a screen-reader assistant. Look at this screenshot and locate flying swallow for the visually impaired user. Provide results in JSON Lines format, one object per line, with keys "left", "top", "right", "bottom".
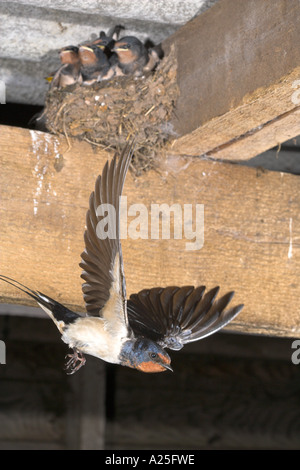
{"left": 0, "top": 142, "right": 244, "bottom": 375}
{"left": 112, "top": 36, "right": 160, "bottom": 76}
{"left": 50, "top": 45, "right": 82, "bottom": 89}
{"left": 78, "top": 44, "right": 114, "bottom": 85}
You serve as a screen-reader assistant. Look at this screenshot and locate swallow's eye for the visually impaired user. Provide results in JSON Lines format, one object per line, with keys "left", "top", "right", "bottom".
{"left": 149, "top": 352, "right": 157, "bottom": 360}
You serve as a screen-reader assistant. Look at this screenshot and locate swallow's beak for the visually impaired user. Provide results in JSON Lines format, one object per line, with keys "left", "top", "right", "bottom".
{"left": 80, "top": 45, "right": 93, "bottom": 52}
{"left": 163, "top": 363, "right": 173, "bottom": 372}
{"left": 113, "top": 45, "right": 127, "bottom": 52}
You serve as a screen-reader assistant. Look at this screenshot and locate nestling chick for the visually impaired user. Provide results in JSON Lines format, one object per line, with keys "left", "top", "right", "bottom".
{"left": 50, "top": 45, "right": 82, "bottom": 89}
{"left": 78, "top": 44, "right": 113, "bottom": 85}
{"left": 112, "top": 36, "right": 159, "bottom": 76}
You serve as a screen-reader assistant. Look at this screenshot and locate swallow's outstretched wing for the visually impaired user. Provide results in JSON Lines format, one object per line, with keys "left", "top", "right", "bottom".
{"left": 127, "top": 286, "right": 244, "bottom": 350}
{"left": 80, "top": 141, "right": 134, "bottom": 329}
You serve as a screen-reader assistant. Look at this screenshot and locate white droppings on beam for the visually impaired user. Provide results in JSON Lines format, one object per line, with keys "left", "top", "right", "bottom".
{"left": 29, "top": 130, "right": 62, "bottom": 214}
{"left": 30, "top": 130, "right": 44, "bottom": 216}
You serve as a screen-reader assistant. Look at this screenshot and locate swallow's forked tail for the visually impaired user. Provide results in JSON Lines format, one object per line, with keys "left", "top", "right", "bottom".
{"left": 0, "top": 275, "right": 80, "bottom": 333}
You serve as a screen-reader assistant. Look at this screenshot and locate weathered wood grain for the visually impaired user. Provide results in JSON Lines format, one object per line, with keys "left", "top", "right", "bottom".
{"left": 163, "top": 0, "right": 300, "bottom": 159}
{"left": 0, "top": 126, "right": 299, "bottom": 337}
{"left": 171, "top": 88, "right": 300, "bottom": 161}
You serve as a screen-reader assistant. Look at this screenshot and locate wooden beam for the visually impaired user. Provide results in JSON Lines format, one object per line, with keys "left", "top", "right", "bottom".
{"left": 0, "top": 126, "right": 299, "bottom": 337}
{"left": 163, "top": 0, "right": 300, "bottom": 159}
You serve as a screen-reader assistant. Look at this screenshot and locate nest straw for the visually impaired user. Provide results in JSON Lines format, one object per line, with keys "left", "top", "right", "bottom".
{"left": 45, "top": 46, "right": 178, "bottom": 175}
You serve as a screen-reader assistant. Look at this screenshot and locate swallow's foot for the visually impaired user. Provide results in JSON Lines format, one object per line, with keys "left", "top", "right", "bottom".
{"left": 64, "top": 348, "right": 86, "bottom": 375}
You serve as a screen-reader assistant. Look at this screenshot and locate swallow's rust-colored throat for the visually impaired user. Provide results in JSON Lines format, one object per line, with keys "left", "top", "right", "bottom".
{"left": 114, "top": 48, "right": 137, "bottom": 64}
{"left": 137, "top": 361, "right": 170, "bottom": 373}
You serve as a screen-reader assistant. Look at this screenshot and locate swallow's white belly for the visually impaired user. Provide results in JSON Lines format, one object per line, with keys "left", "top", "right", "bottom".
{"left": 62, "top": 315, "right": 128, "bottom": 365}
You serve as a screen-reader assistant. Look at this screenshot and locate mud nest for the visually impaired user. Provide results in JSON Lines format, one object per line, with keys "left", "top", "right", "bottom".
{"left": 45, "top": 46, "right": 178, "bottom": 175}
